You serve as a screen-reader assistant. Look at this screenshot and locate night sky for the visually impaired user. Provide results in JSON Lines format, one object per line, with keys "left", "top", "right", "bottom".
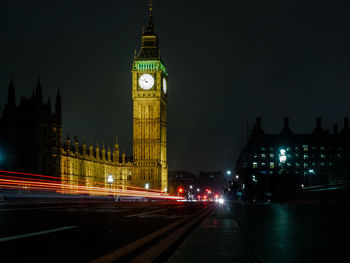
{"left": 1, "top": 0, "right": 350, "bottom": 173}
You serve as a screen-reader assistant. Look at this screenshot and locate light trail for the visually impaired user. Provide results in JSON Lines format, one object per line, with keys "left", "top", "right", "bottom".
{"left": 0, "top": 170, "right": 165, "bottom": 193}
{"left": 0, "top": 170, "right": 183, "bottom": 200}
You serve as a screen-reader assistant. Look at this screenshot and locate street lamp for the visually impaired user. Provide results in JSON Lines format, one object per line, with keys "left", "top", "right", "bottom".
{"left": 197, "top": 188, "right": 200, "bottom": 192}
{"left": 226, "top": 170, "right": 232, "bottom": 175}
{"left": 189, "top": 185, "right": 193, "bottom": 189}
{"left": 107, "top": 175, "right": 114, "bottom": 183}
{"left": 107, "top": 175, "right": 114, "bottom": 198}
{"left": 145, "top": 183, "right": 150, "bottom": 190}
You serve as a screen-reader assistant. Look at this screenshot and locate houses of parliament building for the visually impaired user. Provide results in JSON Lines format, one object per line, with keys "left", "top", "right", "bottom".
{"left": 0, "top": 2, "right": 168, "bottom": 191}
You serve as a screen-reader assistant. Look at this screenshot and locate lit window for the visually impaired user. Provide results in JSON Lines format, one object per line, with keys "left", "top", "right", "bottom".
{"left": 321, "top": 162, "right": 325, "bottom": 166}
{"left": 287, "top": 147, "right": 291, "bottom": 151}
{"left": 261, "top": 154, "right": 266, "bottom": 158}
{"left": 253, "top": 154, "right": 258, "bottom": 158}
{"left": 321, "top": 154, "right": 325, "bottom": 158}
{"left": 253, "top": 162, "right": 258, "bottom": 168}
{"left": 261, "top": 162, "right": 266, "bottom": 166}
{"left": 329, "top": 162, "right": 333, "bottom": 166}
{"left": 295, "top": 153, "right": 299, "bottom": 157}
{"left": 304, "top": 154, "right": 308, "bottom": 159}
{"left": 270, "top": 154, "right": 274, "bottom": 158}
{"left": 320, "top": 147, "right": 325, "bottom": 151}
{"left": 261, "top": 147, "right": 266, "bottom": 151}
{"left": 304, "top": 163, "right": 309, "bottom": 168}
{"left": 269, "top": 147, "right": 274, "bottom": 151}
{"left": 303, "top": 145, "right": 309, "bottom": 151}
{"left": 295, "top": 146, "right": 299, "bottom": 150}
{"left": 270, "top": 162, "right": 275, "bottom": 169}
{"left": 295, "top": 163, "right": 300, "bottom": 167}
{"left": 287, "top": 163, "right": 291, "bottom": 167}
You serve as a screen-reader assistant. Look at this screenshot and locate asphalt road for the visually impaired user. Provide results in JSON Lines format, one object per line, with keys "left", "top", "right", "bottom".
{"left": 1, "top": 201, "right": 348, "bottom": 263}
{"left": 0, "top": 201, "right": 209, "bottom": 263}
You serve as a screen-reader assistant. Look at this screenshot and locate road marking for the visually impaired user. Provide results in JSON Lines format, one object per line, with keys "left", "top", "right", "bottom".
{"left": 90, "top": 207, "right": 211, "bottom": 263}
{"left": 0, "top": 226, "right": 78, "bottom": 242}
{"left": 125, "top": 209, "right": 167, "bottom": 218}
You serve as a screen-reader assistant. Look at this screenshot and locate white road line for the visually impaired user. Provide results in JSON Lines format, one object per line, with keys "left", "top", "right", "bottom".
{"left": 125, "top": 209, "right": 167, "bottom": 218}
{"left": 0, "top": 226, "right": 78, "bottom": 242}
{"left": 0, "top": 205, "right": 82, "bottom": 212}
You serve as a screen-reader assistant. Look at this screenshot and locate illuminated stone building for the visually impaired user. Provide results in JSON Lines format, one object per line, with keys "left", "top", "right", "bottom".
{"left": 0, "top": 2, "right": 168, "bottom": 191}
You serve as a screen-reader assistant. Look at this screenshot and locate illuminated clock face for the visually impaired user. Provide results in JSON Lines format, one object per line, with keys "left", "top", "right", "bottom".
{"left": 163, "top": 78, "right": 167, "bottom": 94}
{"left": 138, "top": 74, "right": 154, "bottom": 90}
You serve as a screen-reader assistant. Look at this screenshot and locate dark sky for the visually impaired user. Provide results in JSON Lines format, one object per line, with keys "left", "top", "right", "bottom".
{"left": 1, "top": 0, "right": 350, "bottom": 173}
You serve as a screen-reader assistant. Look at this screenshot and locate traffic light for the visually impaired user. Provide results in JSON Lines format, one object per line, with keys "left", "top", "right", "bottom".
{"left": 178, "top": 187, "right": 183, "bottom": 193}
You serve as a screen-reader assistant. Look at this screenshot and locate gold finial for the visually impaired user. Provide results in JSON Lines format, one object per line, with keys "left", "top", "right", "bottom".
{"left": 149, "top": 0, "right": 153, "bottom": 13}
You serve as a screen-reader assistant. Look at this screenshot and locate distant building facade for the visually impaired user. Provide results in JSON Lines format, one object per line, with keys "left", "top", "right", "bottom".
{"left": 236, "top": 117, "right": 350, "bottom": 196}
{"left": 0, "top": 3, "right": 168, "bottom": 191}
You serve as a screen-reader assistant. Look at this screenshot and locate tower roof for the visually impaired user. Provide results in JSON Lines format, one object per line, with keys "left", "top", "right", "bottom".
{"left": 136, "top": 0, "right": 160, "bottom": 60}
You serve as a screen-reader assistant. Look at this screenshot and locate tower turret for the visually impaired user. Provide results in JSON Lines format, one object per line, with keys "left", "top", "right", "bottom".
{"left": 74, "top": 136, "right": 79, "bottom": 155}
{"left": 66, "top": 134, "right": 71, "bottom": 152}
{"left": 96, "top": 142, "right": 100, "bottom": 159}
{"left": 107, "top": 145, "right": 111, "bottom": 162}
{"left": 102, "top": 142, "right": 106, "bottom": 161}
{"left": 82, "top": 138, "right": 87, "bottom": 156}
{"left": 113, "top": 137, "right": 120, "bottom": 163}
{"left": 89, "top": 142, "right": 94, "bottom": 157}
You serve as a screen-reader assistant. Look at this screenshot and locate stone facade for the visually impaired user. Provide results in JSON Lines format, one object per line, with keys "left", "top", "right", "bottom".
{"left": 0, "top": 3, "right": 168, "bottom": 192}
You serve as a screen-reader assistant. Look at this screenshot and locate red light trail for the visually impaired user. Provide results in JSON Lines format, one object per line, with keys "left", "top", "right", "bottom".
{"left": 0, "top": 170, "right": 183, "bottom": 200}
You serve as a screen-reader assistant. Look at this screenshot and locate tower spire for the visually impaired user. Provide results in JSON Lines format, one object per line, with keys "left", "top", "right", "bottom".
{"left": 135, "top": 0, "right": 159, "bottom": 60}
{"left": 149, "top": 0, "right": 153, "bottom": 14}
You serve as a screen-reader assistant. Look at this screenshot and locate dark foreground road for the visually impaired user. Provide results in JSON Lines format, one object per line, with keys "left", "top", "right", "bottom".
{"left": 0, "top": 201, "right": 210, "bottom": 262}
{"left": 1, "top": 201, "right": 349, "bottom": 263}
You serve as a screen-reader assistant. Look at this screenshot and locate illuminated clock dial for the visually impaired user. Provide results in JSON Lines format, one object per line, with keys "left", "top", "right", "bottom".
{"left": 138, "top": 74, "right": 154, "bottom": 90}
{"left": 163, "top": 78, "right": 167, "bottom": 94}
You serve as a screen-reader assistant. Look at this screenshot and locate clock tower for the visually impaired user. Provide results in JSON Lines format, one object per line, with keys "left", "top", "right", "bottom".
{"left": 132, "top": 1, "right": 168, "bottom": 191}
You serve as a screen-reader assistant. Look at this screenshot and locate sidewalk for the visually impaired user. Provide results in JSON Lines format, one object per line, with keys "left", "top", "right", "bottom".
{"left": 167, "top": 204, "right": 256, "bottom": 263}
